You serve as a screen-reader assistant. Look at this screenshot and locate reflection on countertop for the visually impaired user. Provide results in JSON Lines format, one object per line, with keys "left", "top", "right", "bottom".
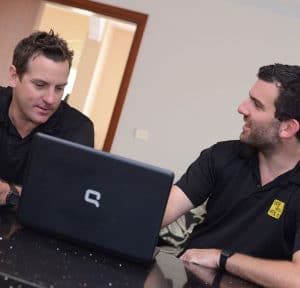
{"left": 0, "top": 208, "right": 260, "bottom": 287}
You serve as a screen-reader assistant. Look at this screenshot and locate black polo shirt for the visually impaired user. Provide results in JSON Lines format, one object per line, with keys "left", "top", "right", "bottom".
{"left": 176, "top": 140, "right": 300, "bottom": 260}
{"left": 0, "top": 86, "right": 94, "bottom": 185}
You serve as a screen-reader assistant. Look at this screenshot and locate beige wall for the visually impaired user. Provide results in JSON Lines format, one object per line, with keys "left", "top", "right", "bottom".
{"left": 0, "top": 0, "right": 42, "bottom": 86}
{"left": 95, "top": 0, "right": 300, "bottom": 179}
{"left": 88, "top": 23, "right": 135, "bottom": 149}
{"left": 37, "top": 3, "right": 135, "bottom": 149}
{"left": 69, "top": 21, "right": 135, "bottom": 149}
{"left": 69, "top": 37, "right": 101, "bottom": 112}
{"left": 37, "top": 3, "right": 89, "bottom": 68}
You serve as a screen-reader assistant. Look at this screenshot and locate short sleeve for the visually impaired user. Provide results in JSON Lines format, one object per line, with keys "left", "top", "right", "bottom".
{"left": 176, "top": 146, "right": 216, "bottom": 207}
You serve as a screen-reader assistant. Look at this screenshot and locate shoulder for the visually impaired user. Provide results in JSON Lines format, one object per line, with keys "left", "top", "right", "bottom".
{"left": 215, "top": 139, "right": 254, "bottom": 154}
{"left": 183, "top": 140, "right": 250, "bottom": 176}
{"left": 190, "top": 140, "right": 253, "bottom": 166}
{"left": 0, "top": 86, "right": 12, "bottom": 102}
{"left": 0, "top": 86, "right": 12, "bottom": 116}
{"left": 59, "top": 101, "right": 93, "bottom": 128}
{"left": 207, "top": 140, "right": 251, "bottom": 158}
{"left": 53, "top": 101, "right": 94, "bottom": 147}
{"left": 211, "top": 140, "right": 241, "bottom": 152}
{"left": 0, "top": 86, "right": 11, "bottom": 94}
{"left": 207, "top": 140, "right": 255, "bottom": 169}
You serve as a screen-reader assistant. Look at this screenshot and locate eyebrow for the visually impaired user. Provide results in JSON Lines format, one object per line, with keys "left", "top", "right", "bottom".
{"left": 249, "top": 91, "right": 265, "bottom": 109}
{"left": 31, "top": 79, "right": 68, "bottom": 87}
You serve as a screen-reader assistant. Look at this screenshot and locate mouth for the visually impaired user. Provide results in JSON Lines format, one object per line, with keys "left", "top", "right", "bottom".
{"left": 242, "top": 121, "right": 251, "bottom": 133}
{"left": 35, "top": 105, "right": 52, "bottom": 115}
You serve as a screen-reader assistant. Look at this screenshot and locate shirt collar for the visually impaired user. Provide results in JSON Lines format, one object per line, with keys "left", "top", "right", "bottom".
{"left": 238, "top": 141, "right": 300, "bottom": 186}
{"left": 238, "top": 142, "right": 257, "bottom": 159}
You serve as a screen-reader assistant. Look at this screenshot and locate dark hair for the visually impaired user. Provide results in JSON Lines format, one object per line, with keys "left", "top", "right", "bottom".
{"left": 258, "top": 63, "right": 300, "bottom": 140}
{"left": 12, "top": 29, "right": 74, "bottom": 78}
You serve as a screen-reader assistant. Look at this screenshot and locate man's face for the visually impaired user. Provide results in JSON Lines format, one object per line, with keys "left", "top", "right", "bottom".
{"left": 9, "top": 54, "right": 69, "bottom": 127}
{"left": 237, "top": 79, "right": 282, "bottom": 150}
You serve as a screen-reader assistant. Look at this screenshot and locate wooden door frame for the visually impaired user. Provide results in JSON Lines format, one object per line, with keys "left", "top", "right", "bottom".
{"left": 46, "top": 0, "right": 148, "bottom": 151}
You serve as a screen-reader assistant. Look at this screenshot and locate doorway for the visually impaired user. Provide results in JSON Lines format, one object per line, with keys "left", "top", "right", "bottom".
{"left": 0, "top": 0, "right": 148, "bottom": 151}
{"left": 38, "top": 1, "right": 138, "bottom": 150}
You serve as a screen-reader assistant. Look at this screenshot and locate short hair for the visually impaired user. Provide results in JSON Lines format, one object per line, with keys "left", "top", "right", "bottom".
{"left": 12, "top": 29, "right": 74, "bottom": 78}
{"left": 258, "top": 63, "right": 300, "bottom": 140}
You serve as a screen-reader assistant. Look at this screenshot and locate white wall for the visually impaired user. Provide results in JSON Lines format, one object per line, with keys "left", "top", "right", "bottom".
{"left": 94, "top": 0, "right": 300, "bottom": 179}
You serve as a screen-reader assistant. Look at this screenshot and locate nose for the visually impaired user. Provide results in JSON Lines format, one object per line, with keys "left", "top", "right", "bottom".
{"left": 43, "top": 88, "right": 56, "bottom": 105}
{"left": 237, "top": 99, "right": 249, "bottom": 116}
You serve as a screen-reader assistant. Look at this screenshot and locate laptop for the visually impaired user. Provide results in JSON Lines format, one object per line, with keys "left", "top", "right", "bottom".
{"left": 17, "top": 133, "right": 174, "bottom": 264}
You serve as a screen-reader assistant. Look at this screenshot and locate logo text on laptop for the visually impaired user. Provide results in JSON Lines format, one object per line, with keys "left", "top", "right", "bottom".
{"left": 84, "top": 189, "right": 101, "bottom": 208}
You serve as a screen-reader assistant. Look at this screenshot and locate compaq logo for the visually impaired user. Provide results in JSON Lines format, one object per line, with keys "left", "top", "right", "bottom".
{"left": 84, "top": 189, "right": 101, "bottom": 208}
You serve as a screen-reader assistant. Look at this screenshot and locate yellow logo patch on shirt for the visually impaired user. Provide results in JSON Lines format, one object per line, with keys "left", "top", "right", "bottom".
{"left": 268, "top": 199, "right": 285, "bottom": 219}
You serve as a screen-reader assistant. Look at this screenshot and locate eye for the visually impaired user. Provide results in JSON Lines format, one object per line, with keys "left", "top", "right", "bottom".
{"left": 35, "top": 82, "right": 45, "bottom": 88}
{"left": 252, "top": 99, "right": 259, "bottom": 107}
{"left": 250, "top": 97, "right": 263, "bottom": 110}
{"left": 55, "top": 86, "right": 65, "bottom": 92}
{"left": 31, "top": 80, "right": 46, "bottom": 89}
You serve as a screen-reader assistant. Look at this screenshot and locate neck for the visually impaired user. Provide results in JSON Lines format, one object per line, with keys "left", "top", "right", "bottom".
{"left": 8, "top": 99, "right": 37, "bottom": 139}
{"left": 258, "top": 141, "right": 300, "bottom": 185}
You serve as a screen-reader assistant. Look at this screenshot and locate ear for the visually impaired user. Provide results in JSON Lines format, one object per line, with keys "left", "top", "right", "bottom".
{"left": 279, "top": 119, "right": 300, "bottom": 139}
{"left": 8, "top": 65, "right": 18, "bottom": 87}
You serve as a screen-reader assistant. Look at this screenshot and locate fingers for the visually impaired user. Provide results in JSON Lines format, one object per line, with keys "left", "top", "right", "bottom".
{"left": 180, "top": 248, "right": 221, "bottom": 269}
{"left": 180, "top": 249, "right": 196, "bottom": 262}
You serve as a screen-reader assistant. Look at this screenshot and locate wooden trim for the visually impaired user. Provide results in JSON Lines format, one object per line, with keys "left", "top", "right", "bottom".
{"left": 102, "top": 8, "right": 147, "bottom": 151}
{"left": 47, "top": 0, "right": 148, "bottom": 151}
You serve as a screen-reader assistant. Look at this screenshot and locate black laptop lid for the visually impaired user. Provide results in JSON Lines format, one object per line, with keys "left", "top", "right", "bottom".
{"left": 18, "top": 133, "right": 174, "bottom": 263}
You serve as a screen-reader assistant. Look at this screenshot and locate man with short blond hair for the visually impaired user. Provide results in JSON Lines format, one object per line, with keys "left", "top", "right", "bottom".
{"left": 0, "top": 30, "right": 94, "bottom": 207}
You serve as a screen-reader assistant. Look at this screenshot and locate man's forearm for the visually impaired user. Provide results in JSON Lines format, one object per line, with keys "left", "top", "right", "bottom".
{"left": 181, "top": 248, "right": 300, "bottom": 288}
{"left": 227, "top": 252, "right": 300, "bottom": 288}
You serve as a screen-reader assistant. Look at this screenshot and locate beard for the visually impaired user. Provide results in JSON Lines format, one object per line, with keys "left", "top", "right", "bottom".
{"left": 240, "top": 118, "right": 281, "bottom": 151}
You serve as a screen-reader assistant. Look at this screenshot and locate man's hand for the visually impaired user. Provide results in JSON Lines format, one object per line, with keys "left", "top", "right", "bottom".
{"left": 180, "top": 248, "right": 221, "bottom": 269}
{"left": 0, "top": 179, "right": 10, "bottom": 205}
{"left": 0, "top": 179, "right": 22, "bottom": 206}
{"left": 183, "top": 261, "right": 216, "bottom": 285}
{"left": 182, "top": 249, "right": 300, "bottom": 288}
